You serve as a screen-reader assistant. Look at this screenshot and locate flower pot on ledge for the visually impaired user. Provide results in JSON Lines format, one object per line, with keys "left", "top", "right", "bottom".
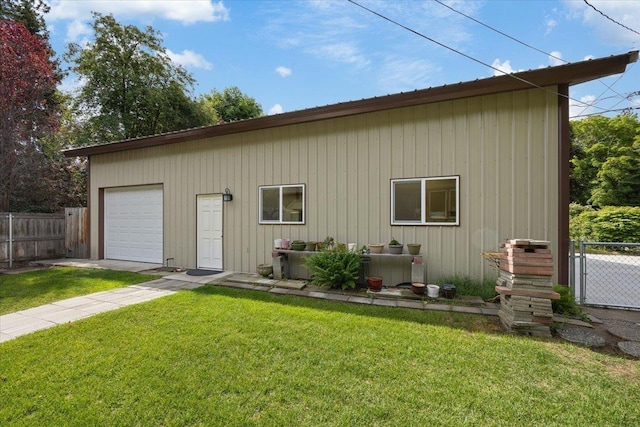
{"left": 368, "top": 244, "right": 384, "bottom": 254}
{"left": 407, "top": 243, "right": 421, "bottom": 255}
{"left": 388, "top": 244, "right": 404, "bottom": 254}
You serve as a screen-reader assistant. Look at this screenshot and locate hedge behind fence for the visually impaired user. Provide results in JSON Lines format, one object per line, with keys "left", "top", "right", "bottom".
{"left": 570, "top": 205, "right": 640, "bottom": 243}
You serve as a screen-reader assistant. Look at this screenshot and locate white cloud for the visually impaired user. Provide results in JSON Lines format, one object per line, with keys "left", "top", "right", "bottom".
{"left": 275, "top": 66, "right": 292, "bottom": 78}
{"left": 260, "top": 0, "right": 486, "bottom": 92}
{"left": 563, "top": 0, "right": 640, "bottom": 45}
{"left": 378, "top": 57, "right": 440, "bottom": 93}
{"left": 268, "top": 104, "right": 284, "bottom": 115}
{"left": 491, "top": 59, "right": 523, "bottom": 76}
{"left": 66, "top": 19, "right": 92, "bottom": 42}
{"left": 166, "top": 49, "right": 213, "bottom": 70}
{"left": 584, "top": 54, "right": 596, "bottom": 60}
{"left": 545, "top": 18, "right": 558, "bottom": 35}
{"left": 570, "top": 94, "right": 597, "bottom": 119}
{"left": 307, "top": 43, "right": 369, "bottom": 68}
{"left": 48, "top": 0, "right": 230, "bottom": 25}
{"left": 548, "top": 51, "right": 564, "bottom": 66}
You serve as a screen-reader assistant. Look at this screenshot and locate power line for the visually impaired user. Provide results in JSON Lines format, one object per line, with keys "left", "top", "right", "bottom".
{"left": 570, "top": 106, "right": 640, "bottom": 119}
{"left": 433, "top": 0, "right": 565, "bottom": 64}
{"left": 346, "top": 0, "right": 610, "bottom": 112}
{"left": 432, "top": 0, "right": 634, "bottom": 116}
{"left": 584, "top": 0, "right": 640, "bottom": 36}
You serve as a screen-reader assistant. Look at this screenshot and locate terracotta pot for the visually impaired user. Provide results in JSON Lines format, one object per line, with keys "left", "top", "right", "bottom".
{"left": 407, "top": 244, "right": 421, "bottom": 255}
{"left": 369, "top": 244, "right": 384, "bottom": 254}
{"left": 411, "top": 282, "right": 425, "bottom": 295}
{"left": 367, "top": 276, "right": 383, "bottom": 292}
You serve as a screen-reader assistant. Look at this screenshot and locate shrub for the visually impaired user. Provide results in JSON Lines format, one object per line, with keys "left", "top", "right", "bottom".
{"left": 570, "top": 205, "right": 640, "bottom": 242}
{"left": 552, "top": 285, "right": 582, "bottom": 317}
{"left": 304, "top": 246, "right": 361, "bottom": 290}
{"left": 568, "top": 202, "right": 593, "bottom": 218}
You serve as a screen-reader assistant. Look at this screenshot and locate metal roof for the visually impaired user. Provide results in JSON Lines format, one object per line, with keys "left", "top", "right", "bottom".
{"left": 65, "top": 50, "right": 638, "bottom": 157}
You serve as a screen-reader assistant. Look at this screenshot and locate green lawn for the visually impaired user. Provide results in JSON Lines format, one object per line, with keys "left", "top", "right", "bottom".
{"left": 0, "top": 267, "right": 157, "bottom": 315}
{"left": 1, "top": 286, "right": 638, "bottom": 426}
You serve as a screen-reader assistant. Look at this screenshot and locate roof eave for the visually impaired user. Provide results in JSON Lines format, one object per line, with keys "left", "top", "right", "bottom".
{"left": 64, "top": 50, "right": 638, "bottom": 158}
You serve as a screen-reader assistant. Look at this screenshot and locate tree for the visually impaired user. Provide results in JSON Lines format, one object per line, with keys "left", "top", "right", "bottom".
{"left": 0, "top": 0, "right": 50, "bottom": 38}
{"left": 198, "top": 86, "right": 263, "bottom": 123}
{"left": 569, "top": 114, "right": 640, "bottom": 206}
{"left": 0, "top": 19, "right": 59, "bottom": 211}
{"left": 65, "top": 13, "right": 207, "bottom": 143}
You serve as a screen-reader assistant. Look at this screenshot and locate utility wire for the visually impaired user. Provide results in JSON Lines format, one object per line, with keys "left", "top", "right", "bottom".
{"left": 433, "top": 0, "right": 565, "bottom": 64}
{"left": 346, "top": 0, "right": 608, "bottom": 112}
{"left": 571, "top": 106, "right": 640, "bottom": 119}
{"left": 584, "top": 0, "right": 640, "bottom": 36}
{"left": 433, "top": 0, "right": 634, "bottom": 116}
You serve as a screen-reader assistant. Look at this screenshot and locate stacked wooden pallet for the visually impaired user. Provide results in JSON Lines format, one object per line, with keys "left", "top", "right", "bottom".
{"left": 495, "top": 239, "right": 560, "bottom": 337}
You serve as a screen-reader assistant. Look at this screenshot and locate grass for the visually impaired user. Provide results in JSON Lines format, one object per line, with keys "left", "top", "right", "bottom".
{"left": 436, "top": 274, "right": 498, "bottom": 300}
{"left": 0, "top": 267, "right": 157, "bottom": 315}
{"left": 1, "top": 285, "right": 638, "bottom": 426}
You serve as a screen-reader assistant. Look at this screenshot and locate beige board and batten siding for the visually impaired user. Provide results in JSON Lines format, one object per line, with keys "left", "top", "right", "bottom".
{"left": 88, "top": 87, "right": 558, "bottom": 283}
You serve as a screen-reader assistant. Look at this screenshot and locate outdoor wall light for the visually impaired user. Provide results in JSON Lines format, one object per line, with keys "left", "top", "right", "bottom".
{"left": 223, "top": 188, "right": 233, "bottom": 202}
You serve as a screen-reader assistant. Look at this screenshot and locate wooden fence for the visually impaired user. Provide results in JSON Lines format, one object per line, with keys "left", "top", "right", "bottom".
{"left": 0, "top": 208, "right": 88, "bottom": 268}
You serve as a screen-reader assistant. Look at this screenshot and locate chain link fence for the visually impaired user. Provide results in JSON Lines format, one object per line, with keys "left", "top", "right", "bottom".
{"left": 573, "top": 242, "right": 640, "bottom": 310}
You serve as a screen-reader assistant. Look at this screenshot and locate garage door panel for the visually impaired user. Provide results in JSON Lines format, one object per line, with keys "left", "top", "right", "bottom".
{"left": 105, "top": 186, "right": 163, "bottom": 264}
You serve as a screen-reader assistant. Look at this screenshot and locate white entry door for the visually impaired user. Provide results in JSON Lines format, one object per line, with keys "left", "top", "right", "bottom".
{"left": 197, "top": 194, "right": 223, "bottom": 270}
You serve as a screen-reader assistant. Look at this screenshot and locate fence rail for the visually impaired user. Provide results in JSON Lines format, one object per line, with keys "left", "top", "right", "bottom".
{"left": 0, "top": 209, "right": 88, "bottom": 268}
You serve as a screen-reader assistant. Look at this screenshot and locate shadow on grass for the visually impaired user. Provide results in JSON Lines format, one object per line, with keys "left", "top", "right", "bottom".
{"left": 189, "top": 284, "right": 504, "bottom": 336}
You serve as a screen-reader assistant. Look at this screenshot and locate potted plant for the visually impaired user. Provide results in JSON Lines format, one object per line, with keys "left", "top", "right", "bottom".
{"left": 368, "top": 243, "right": 384, "bottom": 254}
{"left": 367, "top": 276, "right": 383, "bottom": 292}
{"left": 291, "top": 240, "right": 306, "bottom": 251}
{"left": 322, "top": 236, "right": 335, "bottom": 251}
{"left": 407, "top": 243, "right": 421, "bottom": 255}
{"left": 388, "top": 239, "right": 404, "bottom": 254}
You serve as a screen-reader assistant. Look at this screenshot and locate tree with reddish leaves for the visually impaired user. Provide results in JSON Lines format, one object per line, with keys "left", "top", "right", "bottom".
{"left": 0, "top": 18, "right": 61, "bottom": 211}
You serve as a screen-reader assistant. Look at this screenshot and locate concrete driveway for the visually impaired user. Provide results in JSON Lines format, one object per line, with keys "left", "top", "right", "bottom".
{"left": 574, "top": 253, "right": 640, "bottom": 310}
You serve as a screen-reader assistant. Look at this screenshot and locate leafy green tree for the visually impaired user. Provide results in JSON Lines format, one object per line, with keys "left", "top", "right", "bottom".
{"left": 198, "top": 86, "right": 263, "bottom": 123}
{"left": 590, "top": 154, "right": 640, "bottom": 206}
{"left": 0, "top": 0, "right": 50, "bottom": 38}
{"left": 64, "top": 13, "right": 207, "bottom": 143}
{"left": 570, "top": 114, "right": 640, "bottom": 206}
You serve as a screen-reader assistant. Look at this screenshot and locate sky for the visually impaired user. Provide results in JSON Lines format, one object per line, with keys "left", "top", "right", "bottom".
{"left": 44, "top": 0, "right": 640, "bottom": 120}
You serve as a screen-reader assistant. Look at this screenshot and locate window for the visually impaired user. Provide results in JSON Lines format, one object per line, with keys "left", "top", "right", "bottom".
{"left": 391, "top": 176, "right": 459, "bottom": 225}
{"left": 259, "top": 184, "right": 305, "bottom": 224}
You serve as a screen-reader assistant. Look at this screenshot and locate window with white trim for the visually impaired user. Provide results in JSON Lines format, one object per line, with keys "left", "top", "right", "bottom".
{"left": 391, "top": 176, "right": 459, "bottom": 225}
{"left": 259, "top": 184, "right": 305, "bottom": 224}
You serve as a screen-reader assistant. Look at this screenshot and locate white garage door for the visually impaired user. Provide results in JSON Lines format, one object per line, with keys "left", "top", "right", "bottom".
{"left": 105, "top": 185, "right": 163, "bottom": 264}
